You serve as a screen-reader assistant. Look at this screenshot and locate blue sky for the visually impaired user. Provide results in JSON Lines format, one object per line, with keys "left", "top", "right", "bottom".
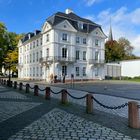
{"left": 0, "top": 0, "right": 140, "bottom": 56}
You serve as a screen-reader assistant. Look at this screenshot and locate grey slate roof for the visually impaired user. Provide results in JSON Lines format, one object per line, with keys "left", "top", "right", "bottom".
{"left": 21, "top": 11, "right": 105, "bottom": 43}
{"left": 21, "top": 30, "right": 41, "bottom": 43}
{"left": 47, "top": 12, "right": 101, "bottom": 33}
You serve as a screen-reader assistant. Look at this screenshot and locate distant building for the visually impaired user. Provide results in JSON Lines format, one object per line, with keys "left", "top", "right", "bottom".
{"left": 105, "top": 59, "right": 140, "bottom": 78}
{"left": 108, "top": 20, "right": 113, "bottom": 41}
{"left": 17, "top": 9, "right": 106, "bottom": 82}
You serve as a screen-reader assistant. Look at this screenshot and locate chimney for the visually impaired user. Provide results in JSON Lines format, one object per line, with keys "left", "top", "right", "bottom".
{"left": 65, "top": 9, "right": 73, "bottom": 14}
{"left": 28, "top": 33, "right": 31, "bottom": 39}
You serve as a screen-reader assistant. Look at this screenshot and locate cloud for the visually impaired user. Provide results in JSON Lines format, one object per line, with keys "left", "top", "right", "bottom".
{"left": 84, "top": 7, "right": 140, "bottom": 56}
{"left": 84, "top": 0, "right": 102, "bottom": 6}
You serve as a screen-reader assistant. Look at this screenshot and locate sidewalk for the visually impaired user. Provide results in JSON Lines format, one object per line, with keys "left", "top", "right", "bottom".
{"left": 0, "top": 84, "right": 139, "bottom": 140}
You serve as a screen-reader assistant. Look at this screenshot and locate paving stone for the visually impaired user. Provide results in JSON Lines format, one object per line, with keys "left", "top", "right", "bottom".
{"left": 8, "top": 108, "right": 138, "bottom": 140}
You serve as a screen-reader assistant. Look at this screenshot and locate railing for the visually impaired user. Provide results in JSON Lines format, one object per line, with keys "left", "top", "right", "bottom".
{"left": 88, "top": 59, "right": 104, "bottom": 64}
{"left": 39, "top": 56, "right": 76, "bottom": 64}
{"left": 0, "top": 78, "right": 140, "bottom": 129}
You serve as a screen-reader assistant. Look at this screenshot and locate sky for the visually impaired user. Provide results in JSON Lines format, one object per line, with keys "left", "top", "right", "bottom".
{"left": 0, "top": 0, "right": 140, "bottom": 56}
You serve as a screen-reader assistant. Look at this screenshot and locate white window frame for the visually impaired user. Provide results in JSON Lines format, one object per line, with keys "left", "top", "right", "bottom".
{"left": 62, "top": 48, "right": 67, "bottom": 58}
{"left": 76, "top": 50, "right": 80, "bottom": 60}
{"left": 62, "top": 33, "right": 67, "bottom": 41}
{"left": 83, "top": 51, "right": 86, "bottom": 60}
{"left": 62, "top": 65, "right": 67, "bottom": 75}
{"left": 83, "top": 67, "right": 86, "bottom": 76}
{"left": 76, "top": 67, "right": 79, "bottom": 76}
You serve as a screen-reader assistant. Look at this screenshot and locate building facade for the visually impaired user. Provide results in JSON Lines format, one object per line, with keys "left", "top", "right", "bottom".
{"left": 18, "top": 9, "right": 106, "bottom": 82}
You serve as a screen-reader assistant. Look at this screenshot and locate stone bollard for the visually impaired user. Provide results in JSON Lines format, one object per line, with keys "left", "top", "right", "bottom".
{"left": 19, "top": 82, "right": 23, "bottom": 90}
{"left": 14, "top": 81, "right": 17, "bottom": 89}
{"left": 128, "top": 101, "right": 140, "bottom": 128}
{"left": 45, "top": 87, "right": 51, "bottom": 100}
{"left": 61, "top": 89, "right": 68, "bottom": 104}
{"left": 26, "top": 84, "right": 30, "bottom": 93}
{"left": 34, "top": 85, "right": 39, "bottom": 96}
{"left": 86, "top": 94, "right": 93, "bottom": 114}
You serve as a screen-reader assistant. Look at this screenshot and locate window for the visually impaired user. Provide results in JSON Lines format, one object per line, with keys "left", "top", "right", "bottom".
{"left": 30, "top": 68, "right": 32, "bottom": 76}
{"left": 83, "top": 67, "right": 86, "bottom": 76}
{"left": 78, "top": 22, "right": 83, "bottom": 29}
{"left": 46, "top": 48, "right": 49, "bottom": 57}
{"left": 40, "top": 67, "right": 42, "bottom": 76}
{"left": 36, "top": 67, "right": 38, "bottom": 76}
{"left": 33, "top": 41, "right": 35, "bottom": 48}
{"left": 27, "top": 55, "right": 29, "bottom": 63}
{"left": 62, "top": 33, "right": 67, "bottom": 41}
{"left": 95, "top": 39, "right": 99, "bottom": 46}
{"left": 76, "top": 67, "right": 79, "bottom": 76}
{"left": 20, "top": 47, "right": 22, "bottom": 53}
{"left": 83, "top": 38, "right": 86, "bottom": 44}
{"left": 40, "top": 51, "right": 42, "bottom": 58}
{"left": 27, "top": 45, "right": 29, "bottom": 50}
{"left": 83, "top": 51, "right": 86, "bottom": 60}
{"left": 30, "top": 43, "right": 32, "bottom": 49}
{"left": 36, "top": 40, "right": 39, "bottom": 46}
{"left": 76, "top": 36, "right": 80, "bottom": 43}
{"left": 95, "top": 51, "right": 99, "bottom": 60}
{"left": 76, "top": 50, "right": 80, "bottom": 60}
{"left": 40, "top": 38, "right": 42, "bottom": 45}
{"left": 33, "top": 53, "right": 35, "bottom": 62}
{"left": 46, "top": 34, "right": 49, "bottom": 42}
{"left": 33, "top": 67, "right": 35, "bottom": 76}
{"left": 62, "top": 48, "right": 67, "bottom": 58}
{"left": 95, "top": 67, "right": 98, "bottom": 76}
{"left": 36, "top": 52, "right": 38, "bottom": 62}
{"left": 62, "top": 65, "right": 67, "bottom": 75}
{"left": 30, "top": 54, "right": 32, "bottom": 63}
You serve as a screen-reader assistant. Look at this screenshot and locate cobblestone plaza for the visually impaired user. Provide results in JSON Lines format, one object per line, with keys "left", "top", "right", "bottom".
{"left": 0, "top": 84, "right": 139, "bottom": 140}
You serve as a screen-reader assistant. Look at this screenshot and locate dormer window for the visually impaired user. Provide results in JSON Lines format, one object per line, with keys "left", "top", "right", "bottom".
{"left": 64, "top": 25, "right": 67, "bottom": 28}
{"left": 78, "top": 22, "right": 83, "bottom": 30}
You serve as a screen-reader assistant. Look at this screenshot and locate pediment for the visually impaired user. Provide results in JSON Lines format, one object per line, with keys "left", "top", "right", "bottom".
{"left": 42, "top": 21, "right": 52, "bottom": 33}
{"left": 91, "top": 27, "right": 107, "bottom": 39}
{"left": 54, "top": 20, "right": 77, "bottom": 32}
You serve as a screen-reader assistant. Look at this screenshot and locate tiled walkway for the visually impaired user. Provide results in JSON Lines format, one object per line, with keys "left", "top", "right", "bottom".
{"left": 0, "top": 84, "right": 139, "bottom": 140}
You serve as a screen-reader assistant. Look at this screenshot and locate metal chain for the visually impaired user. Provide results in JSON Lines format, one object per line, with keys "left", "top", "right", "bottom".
{"left": 50, "top": 89, "right": 62, "bottom": 94}
{"left": 67, "top": 91, "right": 87, "bottom": 100}
{"left": 92, "top": 97, "right": 128, "bottom": 110}
{"left": 38, "top": 87, "right": 46, "bottom": 91}
{"left": 29, "top": 85, "right": 34, "bottom": 89}
{"left": 22, "top": 84, "right": 26, "bottom": 87}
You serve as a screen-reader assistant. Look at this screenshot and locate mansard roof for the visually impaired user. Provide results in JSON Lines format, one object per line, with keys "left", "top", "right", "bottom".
{"left": 21, "top": 10, "right": 105, "bottom": 43}
{"left": 21, "top": 30, "right": 41, "bottom": 43}
{"left": 47, "top": 12, "right": 101, "bottom": 33}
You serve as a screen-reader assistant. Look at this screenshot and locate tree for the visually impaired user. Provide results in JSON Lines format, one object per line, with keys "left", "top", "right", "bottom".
{"left": 105, "top": 40, "right": 125, "bottom": 62}
{"left": 105, "top": 37, "right": 138, "bottom": 62}
{"left": 3, "top": 33, "right": 23, "bottom": 74}
{"left": 118, "top": 37, "right": 134, "bottom": 59}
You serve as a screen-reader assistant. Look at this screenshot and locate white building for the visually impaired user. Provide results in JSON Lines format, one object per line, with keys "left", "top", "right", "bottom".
{"left": 105, "top": 59, "right": 140, "bottom": 78}
{"left": 18, "top": 9, "right": 106, "bottom": 82}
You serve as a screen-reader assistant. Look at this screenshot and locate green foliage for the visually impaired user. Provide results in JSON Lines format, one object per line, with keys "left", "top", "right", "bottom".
{"left": 105, "top": 37, "right": 138, "bottom": 62}
{"left": 0, "top": 22, "right": 23, "bottom": 73}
